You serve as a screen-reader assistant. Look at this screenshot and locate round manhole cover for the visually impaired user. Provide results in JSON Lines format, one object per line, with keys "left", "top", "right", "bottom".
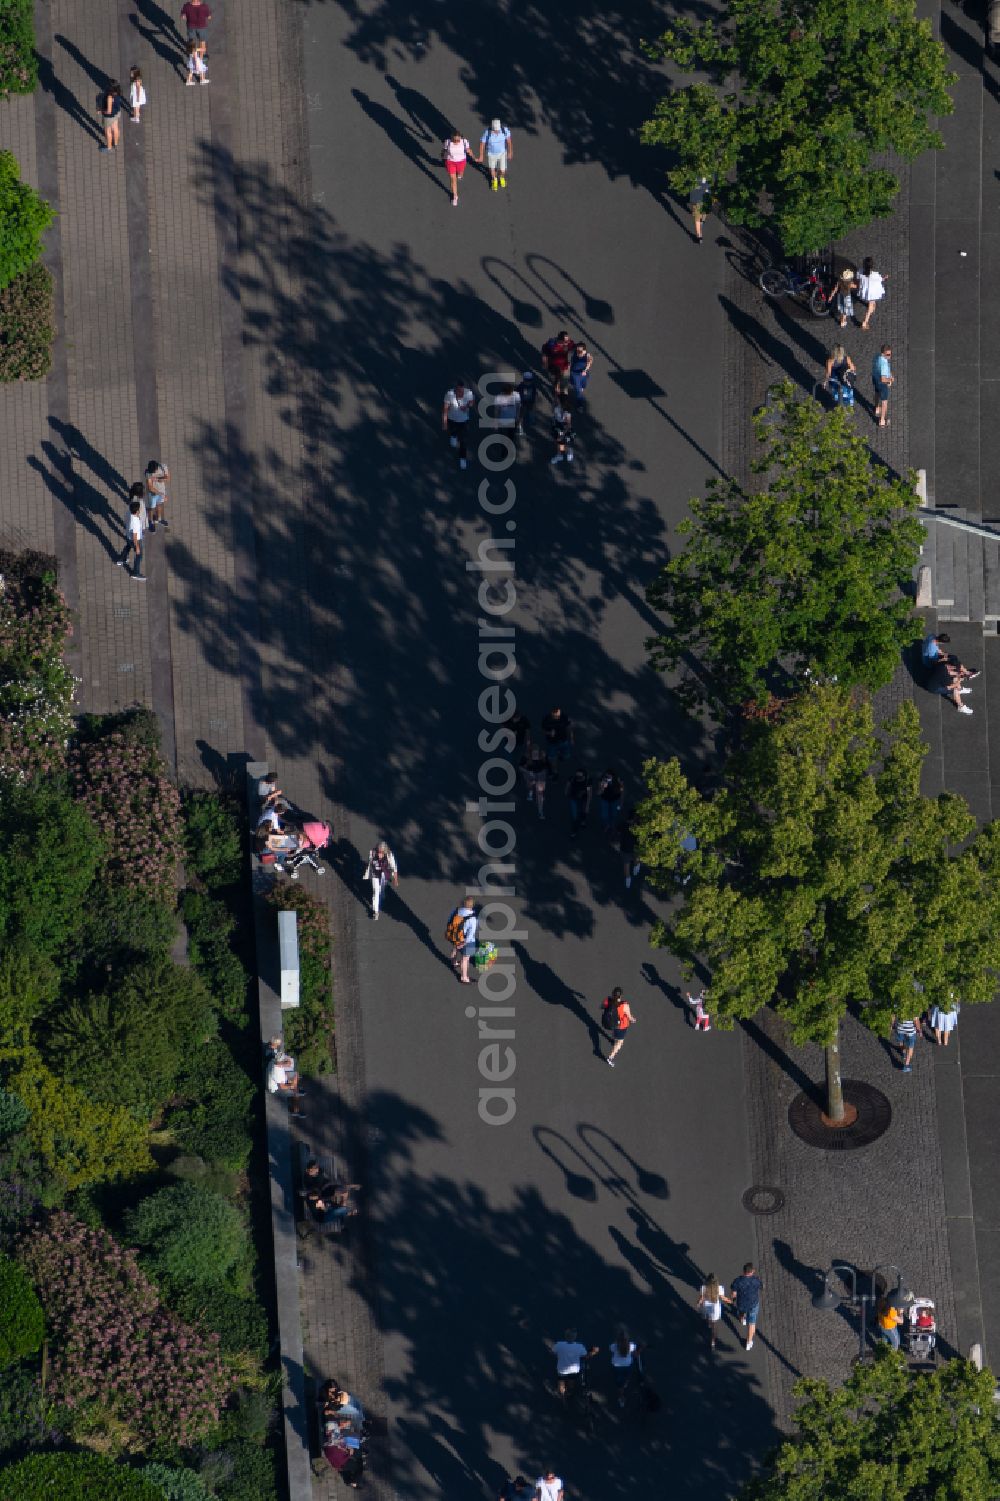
{"left": 742, "top": 1185, "right": 786, "bottom": 1216}
{"left": 788, "top": 1080, "right": 892, "bottom": 1150}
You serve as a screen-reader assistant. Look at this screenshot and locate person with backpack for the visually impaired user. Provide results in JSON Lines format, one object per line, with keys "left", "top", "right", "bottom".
{"left": 477, "top": 117, "right": 512, "bottom": 191}
{"left": 446, "top": 898, "right": 478, "bottom": 983}
{"left": 603, "top": 988, "right": 635, "bottom": 1068}
{"left": 363, "top": 839, "right": 398, "bottom": 921}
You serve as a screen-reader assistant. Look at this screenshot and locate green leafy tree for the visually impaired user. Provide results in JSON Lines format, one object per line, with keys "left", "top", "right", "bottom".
{"left": 141, "top": 1465, "right": 212, "bottom": 1501}
{"left": 125, "top": 1182, "right": 248, "bottom": 1291}
{"left": 636, "top": 687, "right": 1000, "bottom": 1118}
{"left": 640, "top": 0, "right": 955, "bottom": 254}
{"left": 0, "top": 153, "right": 52, "bottom": 292}
{"left": 646, "top": 384, "right": 924, "bottom": 712}
{"left": 0, "top": 1451, "right": 166, "bottom": 1500}
{"left": 0, "top": 1254, "right": 43, "bottom": 1364}
{"left": 0, "top": 942, "right": 59, "bottom": 1045}
{"left": 0, "top": 783, "right": 102, "bottom": 959}
{"left": 3, "top": 1050, "right": 152, "bottom": 1189}
{"left": 182, "top": 791, "right": 244, "bottom": 890}
{"left": 0, "top": 1, "right": 39, "bottom": 99}
{"left": 742, "top": 1347, "right": 1000, "bottom": 1499}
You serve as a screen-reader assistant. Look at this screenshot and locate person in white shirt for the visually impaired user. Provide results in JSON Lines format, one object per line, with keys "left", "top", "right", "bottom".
{"left": 477, "top": 118, "right": 512, "bottom": 190}
{"left": 696, "top": 1274, "right": 729, "bottom": 1350}
{"left": 441, "top": 381, "right": 475, "bottom": 469}
{"left": 550, "top": 1329, "right": 598, "bottom": 1396}
{"left": 116, "top": 498, "right": 146, "bottom": 581}
{"left": 265, "top": 1036, "right": 305, "bottom": 1114}
{"left": 608, "top": 1328, "right": 643, "bottom": 1406}
{"left": 534, "top": 1471, "right": 564, "bottom": 1501}
{"left": 442, "top": 132, "right": 471, "bottom": 206}
{"left": 363, "top": 840, "right": 398, "bottom": 921}
{"left": 857, "top": 256, "right": 887, "bottom": 331}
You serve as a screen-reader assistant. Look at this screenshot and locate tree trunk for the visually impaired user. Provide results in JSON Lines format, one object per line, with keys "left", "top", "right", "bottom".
{"left": 825, "top": 1032, "right": 844, "bottom": 1122}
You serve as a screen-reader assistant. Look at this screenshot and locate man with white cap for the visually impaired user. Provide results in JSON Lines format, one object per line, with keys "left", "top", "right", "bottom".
{"left": 478, "top": 117, "right": 512, "bottom": 191}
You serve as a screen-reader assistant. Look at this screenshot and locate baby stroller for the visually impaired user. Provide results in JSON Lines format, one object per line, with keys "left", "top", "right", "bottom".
{"left": 285, "top": 817, "right": 331, "bottom": 879}
{"left": 903, "top": 1298, "right": 937, "bottom": 1364}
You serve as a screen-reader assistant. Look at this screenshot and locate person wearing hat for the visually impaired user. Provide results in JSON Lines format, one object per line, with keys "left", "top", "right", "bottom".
{"left": 478, "top": 118, "right": 512, "bottom": 190}
{"left": 833, "top": 267, "right": 857, "bottom": 328}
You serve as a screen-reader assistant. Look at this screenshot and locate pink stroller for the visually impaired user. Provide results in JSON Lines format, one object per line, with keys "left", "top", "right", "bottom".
{"left": 286, "top": 819, "right": 331, "bottom": 879}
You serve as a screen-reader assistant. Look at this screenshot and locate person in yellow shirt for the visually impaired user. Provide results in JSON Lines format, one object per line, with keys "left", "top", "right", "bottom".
{"left": 877, "top": 1301, "right": 904, "bottom": 1350}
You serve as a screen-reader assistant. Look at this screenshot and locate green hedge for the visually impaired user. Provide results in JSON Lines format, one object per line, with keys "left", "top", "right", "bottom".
{"left": 0, "top": 154, "right": 51, "bottom": 293}
{"left": 125, "top": 1182, "right": 248, "bottom": 1291}
{"left": 0, "top": 263, "right": 53, "bottom": 383}
{"left": 0, "top": 0, "right": 38, "bottom": 99}
{"left": 0, "top": 1451, "right": 164, "bottom": 1500}
{"left": 0, "top": 1253, "right": 43, "bottom": 1364}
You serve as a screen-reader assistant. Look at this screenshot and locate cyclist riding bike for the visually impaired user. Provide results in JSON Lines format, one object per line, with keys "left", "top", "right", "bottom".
{"left": 549, "top": 1329, "right": 599, "bottom": 1398}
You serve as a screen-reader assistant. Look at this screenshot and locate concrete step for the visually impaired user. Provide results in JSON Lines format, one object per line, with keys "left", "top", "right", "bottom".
{"left": 935, "top": 513, "right": 956, "bottom": 609}
{"left": 951, "top": 517, "right": 970, "bottom": 622}
{"left": 970, "top": 529, "right": 987, "bottom": 626}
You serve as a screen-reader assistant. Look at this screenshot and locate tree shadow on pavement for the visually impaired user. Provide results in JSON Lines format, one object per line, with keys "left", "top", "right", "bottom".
{"left": 335, "top": 1090, "right": 776, "bottom": 1501}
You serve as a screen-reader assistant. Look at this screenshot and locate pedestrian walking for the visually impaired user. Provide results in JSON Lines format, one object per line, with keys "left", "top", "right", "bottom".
{"left": 445, "top": 897, "right": 478, "bottom": 984}
{"left": 520, "top": 743, "right": 552, "bottom": 818}
{"left": 549, "top": 402, "right": 574, "bottom": 466}
{"left": 442, "top": 381, "right": 474, "bottom": 469}
{"left": 730, "top": 1262, "right": 763, "bottom": 1351}
{"left": 145, "top": 459, "right": 171, "bottom": 529}
{"left": 696, "top": 1275, "right": 728, "bottom": 1349}
{"left": 442, "top": 132, "right": 471, "bottom": 206}
{"left": 492, "top": 383, "right": 521, "bottom": 433}
{"left": 824, "top": 343, "right": 856, "bottom": 405}
{"left": 516, "top": 371, "right": 536, "bottom": 434}
{"left": 115, "top": 498, "right": 146, "bottom": 580}
{"left": 129, "top": 66, "right": 147, "bottom": 123}
{"left": 604, "top": 989, "right": 636, "bottom": 1068}
{"left": 533, "top": 1471, "right": 564, "bottom": 1501}
{"left": 499, "top": 1478, "right": 534, "bottom": 1501}
{"left": 504, "top": 708, "right": 531, "bottom": 755}
{"left": 607, "top": 1328, "right": 643, "bottom": 1398}
{"left": 857, "top": 257, "right": 887, "bottom": 331}
{"left": 832, "top": 268, "right": 856, "bottom": 328}
{"left": 872, "top": 345, "right": 893, "bottom": 428}
{"left": 685, "top": 991, "right": 711, "bottom": 1032}
{"left": 180, "top": 0, "right": 213, "bottom": 56}
{"left": 477, "top": 118, "right": 512, "bottom": 191}
{"left": 929, "top": 996, "right": 960, "bottom": 1046}
{"left": 541, "top": 331, "right": 574, "bottom": 396}
{"left": 597, "top": 768, "right": 624, "bottom": 833}
{"left": 541, "top": 706, "right": 574, "bottom": 771}
{"left": 891, "top": 1015, "right": 920, "bottom": 1072}
{"left": 363, "top": 840, "right": 398, "bottom": 921}
{"left": 185, "top": 40, "right": 210, "bottom": 84}
{"left": 569, "top": 343, "right": 593, "bottom": 407}
{"left": 98, "top": 79, "right": 130, "bottom": 151}
{"left": 566, "top": 765, "right": 592, "bottom": 835}
{"left": 688, "top": 176, "right": 711, "bottom": 242}
{"left": 876, "top": 1299, "right": 903, "bottom": 1350}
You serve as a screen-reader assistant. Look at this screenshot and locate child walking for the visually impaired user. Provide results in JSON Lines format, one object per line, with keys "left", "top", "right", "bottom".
{"left": 186, "top": 40, "right": 210, "bottom": 85}
{"left": 696, "top": 1275, "right": 729, "bottom": 1350}
{"left": 686, "top": 991, "right": 711, "bottom": 1032}
{"left": 129, "top": 66, "right": 146, "bottom": 122}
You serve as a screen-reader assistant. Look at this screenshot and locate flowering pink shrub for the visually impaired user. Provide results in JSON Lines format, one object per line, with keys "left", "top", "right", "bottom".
{"left": 70, "top": 728, "right": 183, "bottom": 896}
{"left": 0, "top": 554, "right": 74, "bottom": 781}
{"left": 18, "top": 1213, "right": 234, "bottom": 1450}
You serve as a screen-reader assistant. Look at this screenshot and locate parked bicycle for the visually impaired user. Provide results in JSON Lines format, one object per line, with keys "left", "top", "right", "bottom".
{"left": 760, "top": 262, "right": 833, "bottom": 317}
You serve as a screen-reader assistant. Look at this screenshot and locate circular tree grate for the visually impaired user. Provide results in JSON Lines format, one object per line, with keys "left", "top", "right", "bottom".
{"left": 788, "top": 1080, "right": 892, "bottom": 1151}
{"left": 742, "top": 1185, "right": 786, "bottom": 1216}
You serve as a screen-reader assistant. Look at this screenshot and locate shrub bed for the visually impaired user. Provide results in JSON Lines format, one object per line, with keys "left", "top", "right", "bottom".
{"left": 0, "top": 1254, "right": 43, "bottom": 1365}
{"left": 0, "top": 1451, "right": 164, "bottom": 1499}
{"left": 0, "top": 152, "right": 51, "bottom": 291}
{"left": 0, "top": 263, "right": 53, "bottom": 383}
{"left": 0, "top": 0, "right": 38, "bottom": 99}
{"left": 264, "top": 883, "right": 334, "bottom": 1075}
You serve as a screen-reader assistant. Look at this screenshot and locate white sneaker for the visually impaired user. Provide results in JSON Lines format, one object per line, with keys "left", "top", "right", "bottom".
{"left": 958, "top": 704, "right": 974, "bottom": 715}
{"left": 459, "top": 458, "right": 468, "bottom": 470}
{"left": 960, "top": 687, "right": 972, "bottom": 695}
{"left": 625, "top": 876, "right": 631, "bottom": 888}
{"left": 565, "top": 451, "right": 574, "bottom": 462}
{"left": 746, "top": 1338, "right": 754, "bottom": 1350}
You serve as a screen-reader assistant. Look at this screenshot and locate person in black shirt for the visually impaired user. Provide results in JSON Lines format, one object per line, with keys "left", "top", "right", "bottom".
{"left": 566, "top": 767, "right": 592, "bottom": 835}
{"left": 541, "top": 706, "right": 574, "bottom": 776}
{"left": 516, "top": 372, "right": 536, "bottom": 435}
{"left": 521, "top": 745, "right": 553, "bottom": 819}
{"left": 505, "top": 709, "right": 531, "bottom": 755}
{"left": 598, "top": 768, "right": 624, "bottom": 834}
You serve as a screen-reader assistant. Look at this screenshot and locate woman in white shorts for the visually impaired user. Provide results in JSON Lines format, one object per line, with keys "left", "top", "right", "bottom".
{"left": 857, "top": 257, "right": 887, "bottom": 331}
{"left": 696, "top": 1274, "right": 728, "bottom": 1350}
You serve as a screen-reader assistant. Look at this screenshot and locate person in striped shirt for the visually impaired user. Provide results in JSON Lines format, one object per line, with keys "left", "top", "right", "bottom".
{"left": 892, "top": 1015, "right": 920, "bottom": 1073}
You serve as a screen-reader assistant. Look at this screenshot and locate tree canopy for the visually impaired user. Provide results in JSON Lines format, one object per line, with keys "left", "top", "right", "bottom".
{"left": 645, "top": 383, "right": 924, "bottom": 712}
{"left": 640, "top": 0, "right": 954, "bottom": 254}
{"left": 635, "top": 687, "right": 1000, "bottom": 1043}
{"left": 741, "top": 1349, "right": 1000, "bottom": 1500}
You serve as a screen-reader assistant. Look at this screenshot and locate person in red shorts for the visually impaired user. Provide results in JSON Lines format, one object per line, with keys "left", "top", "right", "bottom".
{"left": 541, "top": 330, "right": 574, "bottom": 397}
{"left": 442, "top": 132, "right": 471, "bottom": 207}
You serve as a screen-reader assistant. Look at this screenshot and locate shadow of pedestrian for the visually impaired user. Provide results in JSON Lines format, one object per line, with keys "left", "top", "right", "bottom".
{"left": 37, "top": 54, "right": 103, "bottom": 141}
{"left": 132, "top": 0, "right": 186, "bottom": 64}
{"left": 55, "top": 33, "right": 112, "bottom": 91}
{"left": 27, "top": 444, "right": 119, "bottom": 559}
{"left": 384, "top": 74, "right": 453, "bottom": 144}
{"left": 352, "top": 90, "right": 451, "bottom": 197}
{"left": 48, "top": 417, "right": 130, "bottom": 500}
{"left": 513, "top": 942, "right": 604, "bottom": 1057}
{"left": 385, "top": 892, "right": 454, "bottom": 972}
{"left": 640, "top": 961, "right": 691, "bottom": 1023}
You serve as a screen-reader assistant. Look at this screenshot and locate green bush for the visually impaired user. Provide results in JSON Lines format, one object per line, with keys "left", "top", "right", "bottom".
{"left": 0, "top": 1091, "right": 27, "bottom": 1143}
{"left": 0, "top": 153, "right": 50, "bottom": 293}
{"left": 6, "top": 1051, "right": 152, "bottom": 1190}
{"left": 141, "top": 1463, "right": 212, "bottom": 1501}
{"left": 0, "top": 262, "right": 53, "bottom": 384}
{"left": 43, "top": 961, "right": 216, "bottom": 1118}
{"left": 0, "top": 553, "right": 72, "bottom": 773}
{"left": 182, "top": 891, "right": 249, "bottom": 1025}
{"left": 200, "top": 1441, "right": 279, "bottom": 1501}
{"left": 172, "top": 1285, "right": 269, "bottom": 1360}
{"left": 0, "top": 783, "right": 101, "bottom": 959}
{"left": 0, "top": 1452, "right": 165, "bottom": 1499}
{"left": 125, "top": 1182, "right": 248, "bottom": 1291}
{"left": 0, "top": 1366, "right": 61, "bottom": 1460}
{"left": 167, "top": 1154, "right": 239, "bottom": 1201}
{"left": 0, "top": 1254, "right": 43, "bottom": 1365}
{"left": 0, "top": 943, "right": 59, "bottom": 1044}
{"left": 182, "top": 792, "right": 243, "bottom": 890}
{"left": 71, "top": 880, "right": 178, "bottom": 984}
{"left": 0, "top": 0, "right": 38, "bottom": 99}
{"left": 264, "top": 884, "right": 333, "bottom": 1076}
{"left": 166, "top": 1040, "right": 254, "bottom": 1172}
